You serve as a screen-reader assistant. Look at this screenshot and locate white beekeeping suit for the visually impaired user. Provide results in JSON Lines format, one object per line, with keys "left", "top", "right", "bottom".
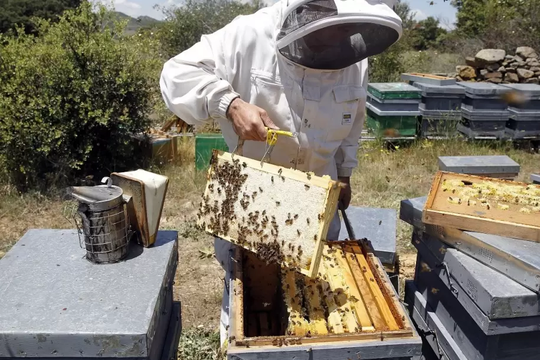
{"left": 160, "top": 0, "right": 402, "bottom": 346}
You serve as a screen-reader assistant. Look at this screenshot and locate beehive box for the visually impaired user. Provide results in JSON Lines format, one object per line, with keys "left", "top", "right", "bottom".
{"left": 197, "top": 150, "right": 342, "bottom": 278}
{"left": 423, "top": 171, "right": 540, "bottom": 242}
{"left": 226, "top": 241, "right": 421, "bottom": 359}
{"left": 400, "top": 196, "right": 540, "bottom": 293}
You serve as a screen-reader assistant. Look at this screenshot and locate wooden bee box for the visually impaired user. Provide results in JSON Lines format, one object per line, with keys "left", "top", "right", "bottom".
{"left": 423, "top": 171, "right": 540, "bottom": 243}
{"left": 226, "top": 241, "right": 421, "bottom": 359}
{"left": 197, "top": 150, "right": 342, "bottom": 278}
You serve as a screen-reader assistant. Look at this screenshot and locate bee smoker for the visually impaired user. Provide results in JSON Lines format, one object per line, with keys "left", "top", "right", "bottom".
{"left": 69, "top": 177, "right": 134, "bottom": 264}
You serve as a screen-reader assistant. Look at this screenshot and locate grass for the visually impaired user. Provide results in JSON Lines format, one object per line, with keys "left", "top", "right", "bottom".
{"left": 401, "top": 50, "right": 462, "bottom": 75}
{"left": 0, "top": 137, "right": 538, "bottom": 359}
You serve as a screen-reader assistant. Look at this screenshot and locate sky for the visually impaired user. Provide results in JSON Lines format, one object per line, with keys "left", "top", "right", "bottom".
{"left": 98, "top": 0, "right": 458, "bottom": 29}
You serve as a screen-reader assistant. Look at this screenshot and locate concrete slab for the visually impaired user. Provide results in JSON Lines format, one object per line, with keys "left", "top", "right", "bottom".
{"left": 415, "top": 264, "right": 540, "bottom": 360}
{"left": 0, "top": 229, "right": 178, "bottom": 359}
{"left": 400, "top": 196, "right": 540, "bottom": 293}
{"left": 438, "top": 155, "right": 520, "bottom": 175}
{"left": 405, "top": 281, "right": 468, "bottom": 360}
{"left": 338, "top": 206, "right": 397, "bottom": 265}
{"left": 532, "top": 174, "right": 540, "bottom": 184}
{"left": 412, "top": 232, "right": 539, "bottom": 319}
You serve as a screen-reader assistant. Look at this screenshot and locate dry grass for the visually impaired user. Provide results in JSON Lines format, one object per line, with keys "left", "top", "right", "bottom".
{"left": 0, "top": 137, "right": 538, "bottom": 360}
{"left": 352, "top": 139, "right": 539, "bottom": 254}
{"left": 401, "top": 50, "right": 462, "bottom": 75}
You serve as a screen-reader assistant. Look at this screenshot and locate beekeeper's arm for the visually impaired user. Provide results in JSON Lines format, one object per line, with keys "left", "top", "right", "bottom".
{"left": 159, "top": 17, "right": 276, "bottom": 141}
{"left": 334, "top": 62, "right": 368, "bottom": 208}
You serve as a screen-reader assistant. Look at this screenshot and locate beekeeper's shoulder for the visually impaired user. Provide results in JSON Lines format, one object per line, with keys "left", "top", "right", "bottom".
{"left": 221, "top": 4, "right": 280, "bottom": 47}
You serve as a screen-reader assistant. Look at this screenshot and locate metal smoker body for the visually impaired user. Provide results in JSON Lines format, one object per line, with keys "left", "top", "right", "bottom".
{"left": 70, "top": 177, "right": 132, "bottom": 264}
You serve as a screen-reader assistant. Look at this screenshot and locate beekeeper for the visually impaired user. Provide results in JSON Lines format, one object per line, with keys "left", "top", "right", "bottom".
{"left": 160, "top": 0, "right": 402, "bottom": 346}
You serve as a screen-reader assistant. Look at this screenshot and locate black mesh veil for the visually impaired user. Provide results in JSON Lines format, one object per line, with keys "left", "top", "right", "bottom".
{"left": 277, "top": 0, "right": 400, "bottom": 70}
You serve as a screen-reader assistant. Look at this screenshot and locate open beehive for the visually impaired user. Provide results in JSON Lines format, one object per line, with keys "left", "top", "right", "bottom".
{"left": 197, "top": 150, "right": 342, "bottom": 278}
{"left": 423, "top": 171, "right": 540, "bottom": 242}
{"left": 226, "top": 240, "right": 418, "bottom": 356}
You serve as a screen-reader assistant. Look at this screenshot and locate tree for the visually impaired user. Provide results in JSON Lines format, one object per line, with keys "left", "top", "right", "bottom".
{"left": 368, "top": 0, "right": 415, "bottom": 82}
{"left": 410, "top": 16, "right": 447, "bottom": 50}
{"left": 156, "top": 0, "right": 263, "bottom": 59}
{"left": 450, "top": 0, "right": 540, "bottom": 50}
{"left": 0, "top": 3, "right": 162, "bottom": 191}
{"left": 0, "top": 0, "right": 83, "bottom": 34}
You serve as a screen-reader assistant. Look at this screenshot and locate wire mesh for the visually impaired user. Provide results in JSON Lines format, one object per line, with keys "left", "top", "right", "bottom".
{"left": 72, "top": 204, "right": 131, "bottom": 263}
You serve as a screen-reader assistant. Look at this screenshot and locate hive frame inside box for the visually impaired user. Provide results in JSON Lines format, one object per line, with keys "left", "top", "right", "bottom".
{"left": 423, "top": 171, "right": 540, "bottom": 243}
{"left": 226, "top": 241, "right": 421, "bottom": 358}
{"left": 198, "top": 150, "right": 342, "bottom": 278}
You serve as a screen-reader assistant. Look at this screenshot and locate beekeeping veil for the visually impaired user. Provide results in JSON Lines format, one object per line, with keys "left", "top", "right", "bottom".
{"left": 277, "top": 0, "right": 402, "bottom": 70}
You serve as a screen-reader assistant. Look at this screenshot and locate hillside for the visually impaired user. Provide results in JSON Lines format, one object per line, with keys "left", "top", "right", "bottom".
{"left": 113, "top": 11, "right": 161, "bottom": 34}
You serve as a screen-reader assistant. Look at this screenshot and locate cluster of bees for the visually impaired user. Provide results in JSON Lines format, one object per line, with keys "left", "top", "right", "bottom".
{"left": 197, "top": 158, "right": 247, "bottom": 236}
{"left": 198, "top": 156, "right": 323, "bottom": 270}
{"left": 279, "top": 246, "right": 363, "bottom": 336}
{"left": 442, "top": 178, "right": 540, "bottom": 213}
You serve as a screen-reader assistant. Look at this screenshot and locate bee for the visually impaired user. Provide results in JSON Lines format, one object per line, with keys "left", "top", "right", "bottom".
{"left": 271, "top": 176, "right": 274, "bottom": 183}
{"left": 278, "top": 168, "right": 283, "bottom": 175}
{"left": 314, "top": 235, "right": 318, "bottom": 241}
{"left": 306, "top": 218, "right": 310, "bottom": 225}
{"left": 294, "top": 214, "right": 298, "bottom": 220}
{"left": 297, "top": 229, "right": 301, "bottom": 236}
{"left": 242, "top": 162, "right": 247, "bottom": 168}
{"left": 276, "top": 201, "right": 280, "bottom": 206}
{"left": 259, "top": 187, "right": 263, "bottom": 193}
{"left": 304, "top": 184, "right": 310, "bottom": 191}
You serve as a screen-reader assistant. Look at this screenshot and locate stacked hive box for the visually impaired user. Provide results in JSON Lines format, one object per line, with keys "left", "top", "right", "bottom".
{"left": 366, "top": 83, "right": 421, "bottom": 138}
{"left": 400, "top": 196, "right": 540, "bottom": 360}
{"left": 412, "top": 82, "right": 466, "bottom": 138}
{"left": 456, "top": 82, "right": 510, "bottom": 139}
{"left": 532, "top": 173, "right": 540, "bottom": 184}
{"left": 0, "top": 229, "right": 181, "bottom": 360}
{"left": 438, "top": 155, "right": 520, "bottom": 180}
{"left": 500, "top": 84, "right": 540, "bottom": 140}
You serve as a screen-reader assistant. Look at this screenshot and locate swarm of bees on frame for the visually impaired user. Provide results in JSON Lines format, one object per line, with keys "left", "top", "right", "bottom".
{"left": 442, "top": 178, "right": 540, "bottom": 214}
{"left": 197, "top": 153, "right": 325, "bottom": 269}
{"left": 279, "top": 245, "right": 365, "bottom": 337}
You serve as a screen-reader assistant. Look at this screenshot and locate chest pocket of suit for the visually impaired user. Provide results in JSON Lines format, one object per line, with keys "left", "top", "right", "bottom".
{"left": 250, "top": 71, "right": 293, "bottom": 128}
{"left": 325, "top": 85, "right": 366, "bottom": 143}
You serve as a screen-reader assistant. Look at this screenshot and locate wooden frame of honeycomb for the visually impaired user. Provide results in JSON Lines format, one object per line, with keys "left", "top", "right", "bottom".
{"left": 197, "top": 150, "right": 342, "bottom": 278}
{"left": 423, "top": 171, "right": 540, "bottom": 243}
{"left": 227, "top": 240, "right": 416, "bottom": 352}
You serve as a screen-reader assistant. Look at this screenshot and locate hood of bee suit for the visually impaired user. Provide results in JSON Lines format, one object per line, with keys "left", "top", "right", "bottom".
{"left": 276, "top": 0, "right": 402, "bottom": 70}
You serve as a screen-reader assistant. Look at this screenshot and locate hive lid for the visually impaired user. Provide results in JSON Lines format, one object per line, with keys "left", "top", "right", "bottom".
{"left": 0, "top": 229, "right": 178, "bottom": 358}
{"left": 413, "top": 82, "right": 466, "bottom": 95}
{"left": 457, "top": 82, "right": 510, "bottom": 96}
{"left": 368, "top": 82, "right": 422, "bottom": 100}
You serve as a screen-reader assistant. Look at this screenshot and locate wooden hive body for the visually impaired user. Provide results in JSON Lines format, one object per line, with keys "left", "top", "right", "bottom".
{"left": 423, "top": 171, "right": 540, "bottom": 242}
{"left": 197, "top": 150, "right": 341, "bottom": 278}
{"left": 226, "top": 240, "right": 421, "bottom": 358}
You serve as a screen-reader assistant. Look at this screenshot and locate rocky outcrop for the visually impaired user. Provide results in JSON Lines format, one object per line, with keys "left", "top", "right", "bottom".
{"left": 475, "top": 49, "right": 506, "bottom": 65}
{"left": 454, "top": 47, "right": 540, "bottom": 84}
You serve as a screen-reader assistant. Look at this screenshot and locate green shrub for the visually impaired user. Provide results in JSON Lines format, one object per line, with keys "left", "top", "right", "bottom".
{"left": 0, "top": 3, "right": 163, "bottom": 191}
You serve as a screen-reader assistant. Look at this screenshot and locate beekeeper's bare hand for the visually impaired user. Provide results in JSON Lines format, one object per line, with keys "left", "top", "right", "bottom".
{"left": 226, "top": 98, "right": 278, "bottom": 141}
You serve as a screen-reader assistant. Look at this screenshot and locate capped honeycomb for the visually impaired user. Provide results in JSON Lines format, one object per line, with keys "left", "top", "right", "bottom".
{"left": 197, "top": 150, "right": 341, "bottom": 277}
